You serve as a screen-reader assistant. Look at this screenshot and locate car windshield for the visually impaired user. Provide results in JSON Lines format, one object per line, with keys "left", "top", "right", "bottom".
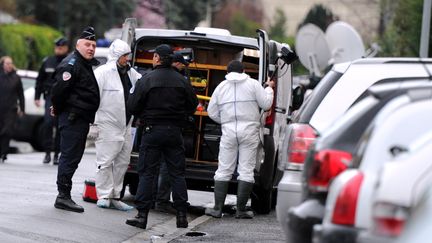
{"left": 293, "top": 70, "right": 343, "bottom": 123}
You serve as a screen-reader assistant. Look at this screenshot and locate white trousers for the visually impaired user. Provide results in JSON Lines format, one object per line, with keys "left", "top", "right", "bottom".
{"left": 214, "top": 125, "right": 259, "bottom": 183}
{"left": 95, "top": 134, "right": 132, "bottom": 199}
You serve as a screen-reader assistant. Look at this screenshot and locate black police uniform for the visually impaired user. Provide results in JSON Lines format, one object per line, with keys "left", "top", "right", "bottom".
{"left": 51, "top": 49, "right": 100, "bottom": 206}
{"left": 128, "top": 63, "right": 198, "bottom": 220}
{"left": 35, "top": 54, "right": 67, "bottom": 160}
{"left": 0, "top": 68, "right": 24, "bottom": 162}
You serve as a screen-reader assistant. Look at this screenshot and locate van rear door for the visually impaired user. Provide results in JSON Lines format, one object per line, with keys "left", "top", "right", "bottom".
{"left": 257, "top": 29, "right": 269, "bottom": 85}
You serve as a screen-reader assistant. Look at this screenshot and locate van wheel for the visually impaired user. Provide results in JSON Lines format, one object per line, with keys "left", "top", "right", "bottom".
{"left": 251, "top": 186, "right": 272, "bottom": 214}
{"left": 30, "top": 122, "right": 44, "bottom": 151}
{"left": 120, "top": 185, "right": 126, "bottom": 199}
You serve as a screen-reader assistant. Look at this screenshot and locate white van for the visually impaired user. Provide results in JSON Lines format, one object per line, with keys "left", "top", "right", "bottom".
{"left": 121, "top": 18, "right": 298, "bottom": 214}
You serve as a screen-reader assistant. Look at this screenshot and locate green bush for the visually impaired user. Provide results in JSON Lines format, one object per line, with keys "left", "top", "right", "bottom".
{"left": 0, "top": 24, "right": 61, "bottom": 70}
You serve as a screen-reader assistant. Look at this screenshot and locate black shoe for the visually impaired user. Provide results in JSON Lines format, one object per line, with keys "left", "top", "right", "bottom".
{"left": 43, "top": 154, "right": 51, "bottom": 164}
{"left": 126, "top": 212, "right": 148, "bottom": 229}
{"left": 53, "top": 154, "right": 59, "bottom": 165}
{"left": 54, "top": 196, "right": 84, "bottom": 213}
{"left": 176, "top": 211, "right": 188, "bottom": 228}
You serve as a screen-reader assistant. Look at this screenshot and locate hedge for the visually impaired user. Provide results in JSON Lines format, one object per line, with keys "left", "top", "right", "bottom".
{"left": 0, "top": 24, "right": 62, "bottom": 70}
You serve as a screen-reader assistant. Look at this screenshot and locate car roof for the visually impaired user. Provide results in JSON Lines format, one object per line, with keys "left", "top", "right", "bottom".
{"left": 309, "top": 60, "right": 432, "bottom": 132}
{"left": 134, "top": 28, "right": 259, "bottom": 49}
{"left": 316, "top": 79, "right": 432, "bottom": 153}
{"left": 17, "top": 69, "right": 38, "bottom": 79}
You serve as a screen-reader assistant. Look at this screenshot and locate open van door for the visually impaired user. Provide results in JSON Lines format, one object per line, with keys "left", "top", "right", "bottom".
{"left": 257, "top": 29, "right": 269, "bottom": 85}
{"left": 252, "top": 29, "right": 276, "bottom": 214}
{"left": 121, "top": 18, "right": 136, "bottom": 46}
{"left": 121, "top": 18, "right": 137, "bottom": 65}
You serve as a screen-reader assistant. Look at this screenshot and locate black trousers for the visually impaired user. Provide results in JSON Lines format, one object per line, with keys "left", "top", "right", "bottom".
{"left": 56, "top": 112, "right": 89, "bottom": 195}
{"left": 43, "top": 96, "right": 60, "bottom": 154}
{"left": 0, "top": 109, "right": 17, "bottom": 158}
{"left": 135, "top": 125, "right": 188, "bottom": 212}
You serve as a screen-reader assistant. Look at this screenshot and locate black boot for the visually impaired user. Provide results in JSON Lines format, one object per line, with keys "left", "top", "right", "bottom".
{"left": 205, "top": 181, "right": 229, "bottom": 218}
{"left": 235, "top": 181, "right": 254, "bottom": 219}
{"left": 54, "top": 193, "right": 84, "bottom": 213}
{"left": 126, "top": 211, "right": 149, "bottom": 229}
{"left": 176, "top": 211, "right": 188, "bottom": 228}
{"left": 43, "top": 153, "right": 51, "bottom": 164}
{"left": 53, "top": 153, "right": 59, "bottom": 165}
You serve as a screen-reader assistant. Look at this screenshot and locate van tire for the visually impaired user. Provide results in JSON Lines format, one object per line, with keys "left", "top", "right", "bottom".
{"left": 30, "top": 122, "right": 44, "bottom": 152}
{"left": 251, "top": 186, "right": 272, "bottom": 214}
{"left": 129, "top": 182, "right": 137, "bottom": 196}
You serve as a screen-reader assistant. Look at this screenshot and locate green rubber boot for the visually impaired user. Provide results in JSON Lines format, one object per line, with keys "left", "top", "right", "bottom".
{"left": 235, "top": 181, "right": 254, "bottom": 219}
{"left": 205, "top": 181, "right": 229, "bottom": 218}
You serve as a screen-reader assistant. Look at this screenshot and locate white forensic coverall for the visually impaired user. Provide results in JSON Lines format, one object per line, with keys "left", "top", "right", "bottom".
{"left": 207, "top": 72, "right": 273, "bottom": 183}
{"left": 93, "top": 39, "right": 142, "bottom": 199}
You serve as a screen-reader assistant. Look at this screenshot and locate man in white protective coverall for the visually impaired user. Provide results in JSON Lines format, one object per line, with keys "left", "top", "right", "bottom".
{"left": 91, "top": 39, "right": 142, "bottom": 211}
{"left": 205, "top": 60, "right": 274, "bottom": 219}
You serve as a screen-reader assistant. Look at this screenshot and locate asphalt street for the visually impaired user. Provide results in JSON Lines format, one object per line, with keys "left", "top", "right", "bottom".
{"left": 1, "top": 143, "right": 285, "bottom": 243}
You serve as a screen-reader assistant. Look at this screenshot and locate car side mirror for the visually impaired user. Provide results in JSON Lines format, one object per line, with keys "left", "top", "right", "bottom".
{"left": 292, "top": 85, "right": 305, "bottom": 111}
{"left": 389, "top": 145, "right": 408, "bottom": 157}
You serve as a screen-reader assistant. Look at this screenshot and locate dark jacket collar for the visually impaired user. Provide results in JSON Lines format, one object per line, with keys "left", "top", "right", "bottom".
{"left": 74, "top": 50, "right": 100, "bottom": 66}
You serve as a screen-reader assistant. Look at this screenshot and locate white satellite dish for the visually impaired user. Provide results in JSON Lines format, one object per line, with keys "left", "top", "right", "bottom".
{"left": 325, "top": 21, "right": 365, "bottom": 64}
{"left": 295, "top": 23, "right": 331, "bottom": 76}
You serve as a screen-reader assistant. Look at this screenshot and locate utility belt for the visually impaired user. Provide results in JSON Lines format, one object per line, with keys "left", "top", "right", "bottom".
{"left": 142, "top": 124, "right": 183, "bottom": 134}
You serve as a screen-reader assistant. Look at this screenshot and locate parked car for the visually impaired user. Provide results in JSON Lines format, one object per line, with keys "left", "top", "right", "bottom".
{"left": 313, "top": 87, "right": 432, "bottom": 243}
{"left": 285, "top": 80, "right": 432, "bottom": 243}
{"left": 120, "top": 18, "right": 298, "bottom": 213}
{"left": 357, "top": 134, "right": 432, "bottom": 243}
{"left": 276, "top": 58, "right": 432, "bottom": 240}
{"left": 13, "top": 69, "right": 45, "bottom": 151}
{"left": 395, "top": 186, "right": 432, "bottom": 243}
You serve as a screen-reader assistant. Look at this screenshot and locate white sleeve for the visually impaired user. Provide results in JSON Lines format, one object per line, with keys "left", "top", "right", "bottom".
{"left": 254, "top": 80, "right": 274, "bottom": 110}
{"left": 93, "top": 67, "right": 104, "bottom": 98}
{"left": 207, "top": 88, "right": 221, "bottom": 124}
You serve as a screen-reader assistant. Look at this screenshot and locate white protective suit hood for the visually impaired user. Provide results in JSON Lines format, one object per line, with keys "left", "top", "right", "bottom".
{"left": 93, "top": 39, "right": 142, "bottom": 141}
{"left": 107, "top": 39, "right": 131, "bottom": 63}
{"left": 225, "top": 72, "right": 249, "bottom": 83}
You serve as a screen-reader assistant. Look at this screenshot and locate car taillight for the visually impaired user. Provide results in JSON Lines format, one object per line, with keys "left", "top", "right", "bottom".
{"left": 373, "top": 202, "right": 408, "bottom": 237}
{"left": 265, "top": 109, "right": 275, "bottom": 125}
{"left": 286, "top": 124, "right": 316, "bottom": 168}
{"left": 308, "top": 150, "right": 352, "bottom": 192}
{"left": 265, "top": 91, "right": 276, "bottom": 126}
{"left": 331, "top": 172, "right": 364, "bottom": 226}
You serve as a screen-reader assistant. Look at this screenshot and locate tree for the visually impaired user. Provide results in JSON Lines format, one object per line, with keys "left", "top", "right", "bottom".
{"left": 0, "top": 0, "right": 16, "bottom": 15}
{"left": 15, "top": 0, "right": 135, "bottom": 42}
{"left": 163, "top": 0, "right": 208, "bottom": 29}
{"left": 298, "top": 4, "right": 336, "bottom": 31}
{"left": 0, "top": 24, "right": 61, "bottom": 69}
{"left": 379, "top": 0, "right": 431, "bottom": 57}
{"left": 269, "top": 8, "right": 287, "bottom": 42}
{"left": 212, "top": 0, "right": 263, "bottom": 31}
{"left": 229, "top": 12, "right": 261, "bottom": 37}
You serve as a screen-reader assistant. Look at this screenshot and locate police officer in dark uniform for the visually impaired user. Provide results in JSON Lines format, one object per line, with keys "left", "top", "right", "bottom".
{"left": 51, "top": 27, "right": 100, "bottom": 213}
{"left": 126, "top": 44, "right": 198, "bottom": 229}
{"left": 153, "top": 52, "right": 191, "bottom": 214}
{"left": 35, "top": 37, "right": 69, "bottom": 165}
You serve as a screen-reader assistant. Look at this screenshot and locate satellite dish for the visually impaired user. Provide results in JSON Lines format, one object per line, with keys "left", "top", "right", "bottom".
{"left": 295, "top": 24, "right": 331, "bottom": 77}
{"left": 325, "top": 21, "right": 365, "bottom": 64}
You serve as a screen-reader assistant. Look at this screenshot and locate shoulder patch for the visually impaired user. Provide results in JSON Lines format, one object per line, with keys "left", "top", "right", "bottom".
{"left": 68, "top": 58, "right": 76, "bottom": 66}
{"left": 62, "top": 71, "right": 72, "bottom": 81}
